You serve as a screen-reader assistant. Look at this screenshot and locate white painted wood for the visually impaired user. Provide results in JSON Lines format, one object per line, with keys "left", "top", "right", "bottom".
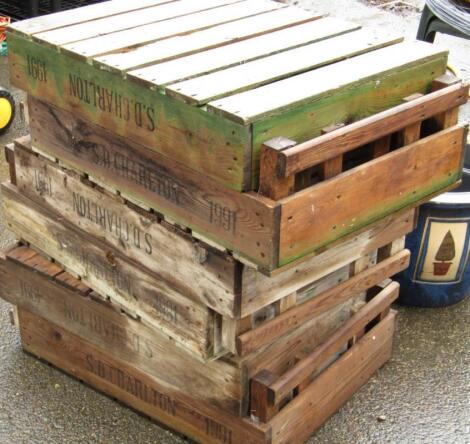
{"left": 96, "top": 6, "right": 317, "bottom": 72}
{"left": 166, "top": 30, "right": 403, "bottom": 105}
{"left": 129, "top": 17, "right": 358, "bottom": 87}
{"left": 207, "top": 41, "right": 448, "bottom": 123}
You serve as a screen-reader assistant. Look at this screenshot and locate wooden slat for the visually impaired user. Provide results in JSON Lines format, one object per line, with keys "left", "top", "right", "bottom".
{"left": 4, "top": 144, "right": 16, "bottom": 185}
{"left": 8, "top": 32, "right": 252, "bottom": 192}
{"left": 250, "top": 369, "right": 279, "bottom": 422}
{"left": 268, "top": 282, "right": 399, "bottom": 404}
{"left": 207, "top": 41, "right": 448, "bottom": 124}
{"left": 277, "top": 81, "right": 468, "bottom": 176}
{"left": 9, "top": 23, "right": 449, "bottom": 196}
{"left": 269, "top": 312, "right": 395, "bottom": 443}
{"left": 432, "top": 74, "right": 463, "bottom": 130}
{"left": 7, "top": 0, "right": 172, "bottom": 37}
{"left": 60, "top": 0, "right": 277, "bottom": 57}
{"left": 18, "top": 308, "right": 268, "bottom": 441}
{"left": 0, "top": 268, "right": 241, "bottom": 416}
{"left": 130, "top": 17, "right": 359, "bottom": 87}
{"left": 236, "top": 251, "right": 409, "bottom": 356}
{"left": 259, "top": 137, "right": 296, "bottom": 200}
{"left": 278, "top": 125, "right": 466, "bottom": 266}
{"left": 12, "top": 141, "right": 239, "bottom": 317}
{"left": 55, "top": 271, "right": 90, "bottom": 294}
{"left": 2, "top": 183, "right": 218, "bottom": 361}
{"left": 26, "top": 100, "right": 276, "bottom": 269}
{"left": 5, "top": 244, "right": 37, "bottom": 262}
{"left": 166, "top": 30, "right": 402, "bottom": 105}
{"left": 240, "top": 209, "right": 415, "bottom": 316}
{"left": 95, "top": 7, "right": 319, "bottom": 72}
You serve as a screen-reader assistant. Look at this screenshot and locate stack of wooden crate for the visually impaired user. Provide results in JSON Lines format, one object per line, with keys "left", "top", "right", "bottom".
{"left": 0, "top": 1, "right": 468, "bottom": 442}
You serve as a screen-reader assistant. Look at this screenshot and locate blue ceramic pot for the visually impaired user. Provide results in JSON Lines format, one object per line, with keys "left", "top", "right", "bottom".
{"left": 397, "top": 167, "right": 470, "bottom": 307}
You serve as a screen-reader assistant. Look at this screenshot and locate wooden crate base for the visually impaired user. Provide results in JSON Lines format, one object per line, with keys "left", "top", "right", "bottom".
{"left": 16, "top": 307, "right": 395, "bottom": 444}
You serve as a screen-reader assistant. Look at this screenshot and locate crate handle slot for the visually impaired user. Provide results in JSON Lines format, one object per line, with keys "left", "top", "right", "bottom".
{"left": 259, "top": 75, "right": 468, "bottom": 200}
{"left": 249, "top": 282, "right": 400, "bottom": 423}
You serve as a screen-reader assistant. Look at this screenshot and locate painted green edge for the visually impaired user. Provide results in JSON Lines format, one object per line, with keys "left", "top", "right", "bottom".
{"left": 251, "top": 55, "right": 449, "bottom": 187}
{"left": 8, "top": 32, "right": 250, "bottom": 192}
{"left": 278, "top": 173, "right": 461, "bottom": 266}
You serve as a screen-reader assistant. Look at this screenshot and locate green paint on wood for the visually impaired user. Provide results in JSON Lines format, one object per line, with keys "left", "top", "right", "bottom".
{"left": 251, "top": 55, "right": 448, "bottom": 187}
{"left": 8, "top": 32, "right": 250, "bottom": 191}
{"left": 278, "top": 172, "right": 461, "bottom": 266}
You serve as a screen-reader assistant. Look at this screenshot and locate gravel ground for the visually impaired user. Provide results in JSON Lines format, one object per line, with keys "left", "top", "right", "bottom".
{"left": 0, "top": 1, "right": 469, "bottom": 443}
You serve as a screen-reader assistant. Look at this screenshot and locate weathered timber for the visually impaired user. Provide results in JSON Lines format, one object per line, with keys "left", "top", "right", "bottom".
{"left": 239, "top": 209, "right": 414, "bottom": 315}
{"left": 268, "top": 312, "right": 396, "bottom": 443}
{"left": 130, "top": 17, "right": 359, "bottom": 86}
{"left": 15, "top": 306, "right": 395, "bottom": 443}
{"left": 166, "top": 30, "right": 402, "bottom": 105}
{"left": 0, "top": 257, "right": 242, "bottom": 415}
{"left": 278, "top": 125, "right": 466, "bottom": 265}
{"left": 267, "top": 282, "right": 400, "bottom": 404}
{"left": 2, "top": 248, "right": 364, "bottom": 419}
{"left": 276, "top": 80, "right": 469, "bottom": 176}
{"left": 35, "top": 0, "right": 261, "bottom": 47}
{"left": 8, "top": 0, "right": 173, "bottom": 37}
{"left": 58, "top": 0, "right": 286, "bottom": 57}
{"left": 10, "top": 136, "right": 417, "bottom": 318}
{"left": 27, "top": 92, "right": 461, "bottom": 271}
{"left": 8, "top": 31, "right": 251, "bottom": 191}
{"left": 1, "top": 183, "right": 220, "bottom": 360}
{"left": 26, "top": 100, "right": 277, "bottom": 270}
{"left": 8, "top": 26, "right": 448, "bottom": 191}
{"left": 12, "top": 140, "right": 239, "bottom": 317}
{"left": 236, "top": 251, "right": 409, "bottom": 356}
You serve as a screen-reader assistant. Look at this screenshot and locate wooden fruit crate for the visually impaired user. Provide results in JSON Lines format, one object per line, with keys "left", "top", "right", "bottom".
{"left": 2, "top": 249, "right": 397, "bottom": 443}
{"left": 26, "top": 77, "right": 468, "bottom": 272}
{"left": 7, "top": 1, "right": 468, "bottom": 271}
{"left": 3, "top": 138, "right": 412, "bottom": 360}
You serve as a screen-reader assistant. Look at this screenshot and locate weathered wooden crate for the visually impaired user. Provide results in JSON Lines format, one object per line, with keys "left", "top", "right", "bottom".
{"left": 3, "top": 138, "right": 412, "bottom": 359}
{"left": 7, "top": 1, "right": 468, "bottom": 270}
{"left": 25, "top": 77, "right": 468, "bottom": 272}
{"left": 2, "top": 248, "right": 397, "bottom": 443}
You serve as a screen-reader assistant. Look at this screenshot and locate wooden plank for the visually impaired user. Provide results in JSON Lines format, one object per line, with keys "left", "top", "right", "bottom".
{"left": 236, "top": 293, "right": 361, "bottom": 414}
{"left": 26, "top": 100, "right": 277, "bottom": 269}
{"left": 250, "top": 370, "right": 279, "bottom": 422}
{"left": 249, "top": 46, "right": 448, "bottom": 187}
{"left": 95, "top": 7, "right": 319, "bottom": 72}
{"left": 0, "top": 257, "right": 243, "bottom": 416}
{"left": 7, "top": 0, "right": 173, "bottom": 37}
{"left": 166, "top": 30, "right": 403, "bottom": 105}
{"left": 236, "top": 251, "right": 409, "bottom": 356}
{"left": 1, "top": 183, "right": 218, "bottom": 360}
{"left": 278, "top": 82, "right": 468, "bottom": 176}
{"left": 239, "top": 209, "right": 415, "bottom": 316}
{"left": 35, "top": 0, "right": 246, "bottom": 47}
{"left": 278, "top": 125, "right": 466, "bottom": 266}
{"left": 62, "top": 0, "right": 281, "bottom": 58}
{"left": 17, "top": 308, "right": 268, "bottom": 443}
{"left": 12, "top": 140, "right": 239, "bottom": 317}
{"left": 208, "top": 41, "right": 448, "bottom": 124}
{"left": 268, "top": 282, "right": 399, "bottom": 404}
{"left": 8, "top": 32, "right": 251, "bottom": 191}
{"left": 4, "top": 144, "right": 16, "bottom": 185}
{"left": 130, "top": 17, "right": 359, "bottom": 87}
{"left": 269, "top": 312, "right": 395, "bottom": 444}
{"left": 259, "top": 137, "right": 296, "bottom": 200}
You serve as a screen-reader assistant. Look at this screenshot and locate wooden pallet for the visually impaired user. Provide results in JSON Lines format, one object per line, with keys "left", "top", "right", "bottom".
{"left": 3, "top": 139, "right": 412, "bottom": 359}
{"left": 2, "top": 250, "right": 397, "bottom": 442}
{"left": 25, "top": 75, "right": 468, "bottom": 271}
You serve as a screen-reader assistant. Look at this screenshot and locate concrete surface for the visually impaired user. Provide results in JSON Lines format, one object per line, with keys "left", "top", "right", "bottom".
{"left": 0, "top": 1, "right": 469, "bottom": 443}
